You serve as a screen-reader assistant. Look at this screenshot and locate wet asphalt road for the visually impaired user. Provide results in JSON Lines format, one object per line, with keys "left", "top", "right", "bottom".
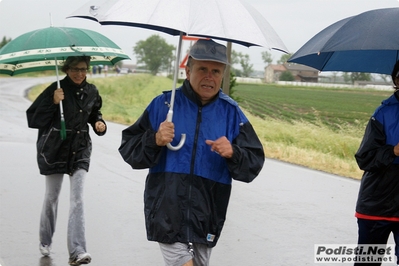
{"left": 0, "top": 77, "right": 395, "bottom": 266}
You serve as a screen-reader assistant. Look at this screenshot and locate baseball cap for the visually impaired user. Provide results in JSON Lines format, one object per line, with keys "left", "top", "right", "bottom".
{"left": 189, "top": 39, "right": 229, "bottom": 65}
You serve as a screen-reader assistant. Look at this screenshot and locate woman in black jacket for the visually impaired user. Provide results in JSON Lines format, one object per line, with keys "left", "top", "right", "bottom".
{"left": 354, "top": 60, "right": 399, "bottom": 266}
{"left": 27, "top": 56, "right": 107, "bottom": 266}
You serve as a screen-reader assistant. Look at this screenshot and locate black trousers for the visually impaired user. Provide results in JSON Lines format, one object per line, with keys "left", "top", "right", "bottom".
{"left": 355, "top": 218, "right": 399, "bottom": 266}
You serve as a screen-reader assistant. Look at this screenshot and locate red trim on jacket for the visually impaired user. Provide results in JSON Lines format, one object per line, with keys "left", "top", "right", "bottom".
{"left": 355, "top": 212, "right": 399, "bottom": 222}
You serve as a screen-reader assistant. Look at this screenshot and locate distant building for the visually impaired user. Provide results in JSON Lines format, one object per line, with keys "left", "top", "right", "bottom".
{"left": 264, "top": 64, "right": 286, "bottom": 83}
{"left": 285, "top": 63, "right": 319, "bottom": 83}
{"left": 264, "top": 63, "right": 319, "bottom": 83}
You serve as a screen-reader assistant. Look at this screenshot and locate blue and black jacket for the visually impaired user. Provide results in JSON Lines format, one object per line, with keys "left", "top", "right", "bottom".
{"left": 355, "top": 91, "right": 399, "bottom": 218}
{"left": 119, "top": 80, "right": 264, "bottom": 247}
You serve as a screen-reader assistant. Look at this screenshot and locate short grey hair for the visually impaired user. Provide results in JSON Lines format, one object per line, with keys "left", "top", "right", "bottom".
{"left": 61, "top": 56, "right": 91, "bottom": 73}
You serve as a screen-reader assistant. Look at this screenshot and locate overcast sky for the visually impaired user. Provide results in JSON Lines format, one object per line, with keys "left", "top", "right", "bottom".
{"left": 0, "top": 0, "right": 398, "bottom": 71}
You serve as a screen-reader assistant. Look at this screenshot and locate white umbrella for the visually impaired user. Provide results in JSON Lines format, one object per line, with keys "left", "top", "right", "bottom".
{"left": 68, "top": 0, "right": 288, "bottom": 150}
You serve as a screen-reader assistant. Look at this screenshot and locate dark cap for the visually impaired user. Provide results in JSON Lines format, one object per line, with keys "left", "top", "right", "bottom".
{"left": 189, "top": 39, "right": 229, "bottom": 65}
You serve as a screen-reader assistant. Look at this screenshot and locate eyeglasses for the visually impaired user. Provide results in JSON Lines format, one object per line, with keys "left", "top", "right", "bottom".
{"left": 70, "top": 67, "right": 88, "bottom": 73}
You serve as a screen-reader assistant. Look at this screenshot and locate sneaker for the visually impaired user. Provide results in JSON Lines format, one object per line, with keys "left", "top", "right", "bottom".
{"left": 69, "top": 252, "right": 91, "bottom": 265}
{"left": 39, "top": 243, "right": 51, "bottom": 256}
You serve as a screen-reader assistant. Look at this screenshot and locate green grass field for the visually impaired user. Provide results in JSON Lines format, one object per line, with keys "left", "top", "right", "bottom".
{"left": 233, "top": 83, "right": 391, "bottom": 131}
{"left": 28, "top": 74, "right": 394, "bottom": 179}
{"left": 233, "top": 83, "right": 393, "bottom": 179}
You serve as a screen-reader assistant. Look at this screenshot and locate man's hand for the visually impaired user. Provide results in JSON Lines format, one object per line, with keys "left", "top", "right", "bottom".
{"left": 394, "top": 142, "right": 399, "bottom": 156}
{"left": 53, "top": 88, "right": 64, "bottom": 104}
{"left": 155, "top": 120, "right": 175, "bottom": 146}
{"left": 205, "top": 136, "right": 233, "bottom": 158}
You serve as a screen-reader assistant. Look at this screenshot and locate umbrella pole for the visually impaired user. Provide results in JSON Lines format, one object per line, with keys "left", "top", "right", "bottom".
{"left": 55, "top": 57, "right": 66, "bottom": 140}
{"left": 166, "top": 32, "right": 186, "bottom": 151}
{"left": 168, "top": 32, "right": 182, "bottom": 117}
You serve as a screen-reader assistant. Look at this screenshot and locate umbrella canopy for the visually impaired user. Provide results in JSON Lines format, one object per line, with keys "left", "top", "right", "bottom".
{"left": 288, "top": 7, "right": 399, "bottom": 75}
{"left": 68, "top": 0, "right": 288, "bottom": 150}
{"left": 0, "top": 26, "right": 130, "bottom": 75}
{"left": 0, "top": 26, "right": 130, "bottom": 140}
{"left": 68, "top": 0, "right": 288, "bottom": 52}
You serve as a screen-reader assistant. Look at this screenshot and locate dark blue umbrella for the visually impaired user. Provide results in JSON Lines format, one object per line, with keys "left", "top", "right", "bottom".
{"left": 288, "top": 8, "right": 399, "bottom": 75}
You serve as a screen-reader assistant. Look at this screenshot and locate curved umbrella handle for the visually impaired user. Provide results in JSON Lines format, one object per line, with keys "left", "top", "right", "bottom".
{"left": 166, "top": 110, "right": 186, "bottom": 151}
{"left": 166, "top": 134, "right": 186, "bottom": 151}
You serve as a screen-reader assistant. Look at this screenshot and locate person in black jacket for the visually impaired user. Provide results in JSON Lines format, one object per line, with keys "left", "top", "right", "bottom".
{"left": 27, "top": 56, "right": 107, "bottom": 266}
{"left": 119, "top": 39, "right": 264, "bottom": 266}
{"left": 354, "top": 60, "right": 399, "bottom": 266}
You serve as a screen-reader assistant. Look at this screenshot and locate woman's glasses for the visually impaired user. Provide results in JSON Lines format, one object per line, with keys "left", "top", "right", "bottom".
{"left": 70, "top": 67, "right": 89, "bottom": 73}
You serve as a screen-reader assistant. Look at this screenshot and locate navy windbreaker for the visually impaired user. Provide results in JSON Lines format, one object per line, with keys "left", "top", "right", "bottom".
{"left": 355, "top": 91, "right": 399, "bottom": 218}
{"left": 119, "top": 80, "right": 265, "bottom": 247}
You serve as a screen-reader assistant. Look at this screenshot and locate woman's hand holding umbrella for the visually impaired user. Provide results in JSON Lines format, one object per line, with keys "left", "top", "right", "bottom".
{"left": 53, "top": 88, "right": 64, "bottom": 104}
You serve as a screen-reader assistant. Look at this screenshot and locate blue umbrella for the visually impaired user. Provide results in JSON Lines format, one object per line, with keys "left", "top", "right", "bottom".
{"left": 288, "top": 8, "right": 399, "bottom": 75}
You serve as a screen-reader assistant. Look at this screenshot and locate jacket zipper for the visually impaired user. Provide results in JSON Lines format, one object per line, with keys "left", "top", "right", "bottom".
{"left": 187, "top": 106, "right": 202, "bottom": 243}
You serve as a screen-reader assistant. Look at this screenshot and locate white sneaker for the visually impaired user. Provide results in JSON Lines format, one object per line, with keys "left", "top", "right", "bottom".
{"left": 69, "top": 252, "right": 91, "bottom": 265}
{"left": 39, "top": 243, "right": 51, "bottom": 256}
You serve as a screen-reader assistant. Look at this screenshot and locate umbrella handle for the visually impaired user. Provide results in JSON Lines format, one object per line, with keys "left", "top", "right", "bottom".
{"left": 166, "top": 32, "right": 186, "bottom": 151}
{"left": 166, "top": 110, "right": 186, "bottom": 151}
{"left": 55, "top": 57, "right": 66, "bottom": 140}
{"left": 59, "top": 100, "right": 66, "bottom": 140}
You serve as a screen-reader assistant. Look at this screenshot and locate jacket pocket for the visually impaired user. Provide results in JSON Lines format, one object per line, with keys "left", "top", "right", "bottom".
{"left": 37, "top": 127, "right": 69, "bottom": 165}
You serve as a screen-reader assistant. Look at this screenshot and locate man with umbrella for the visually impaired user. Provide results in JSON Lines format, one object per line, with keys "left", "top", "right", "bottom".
{"left": 354, "top": 60, "right": 399, "bottom": 266}
{"left": 119, "top": 39, "right": 265, "bottom": 265}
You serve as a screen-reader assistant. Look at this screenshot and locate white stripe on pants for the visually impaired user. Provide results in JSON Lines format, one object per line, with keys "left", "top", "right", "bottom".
{"left": 39, "top": 169, "right": 87, "bottom": 259}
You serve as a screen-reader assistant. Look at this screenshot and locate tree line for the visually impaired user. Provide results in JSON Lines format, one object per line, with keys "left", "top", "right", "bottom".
{"left": 132, "top": 34, "right": 290, "bottom": 78}
{"left": 132, "top": 35, "right": 378, "bottom": 83}
{"left": 0, "top": 36, "right": 12, "bottom": 49}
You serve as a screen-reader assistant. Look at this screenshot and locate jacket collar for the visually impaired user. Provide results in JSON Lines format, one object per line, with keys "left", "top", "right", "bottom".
{"left": 382, "top": 90, "right": 399, "bottom": 106}
{"left": 64, "top": 75, "right": 88, "bottom": 89}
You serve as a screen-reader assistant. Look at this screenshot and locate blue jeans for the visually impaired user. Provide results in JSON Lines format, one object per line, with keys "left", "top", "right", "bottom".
{"left": 355, "top": 218, "right": 399, "bottom": 266}
{"left": 39, "top": 169, "right": 87, "bottom": 260}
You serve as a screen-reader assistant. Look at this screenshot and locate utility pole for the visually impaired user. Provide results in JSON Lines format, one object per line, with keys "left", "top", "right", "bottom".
{"left": 222, "top": 42, "right": 232, "bottom": 95}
